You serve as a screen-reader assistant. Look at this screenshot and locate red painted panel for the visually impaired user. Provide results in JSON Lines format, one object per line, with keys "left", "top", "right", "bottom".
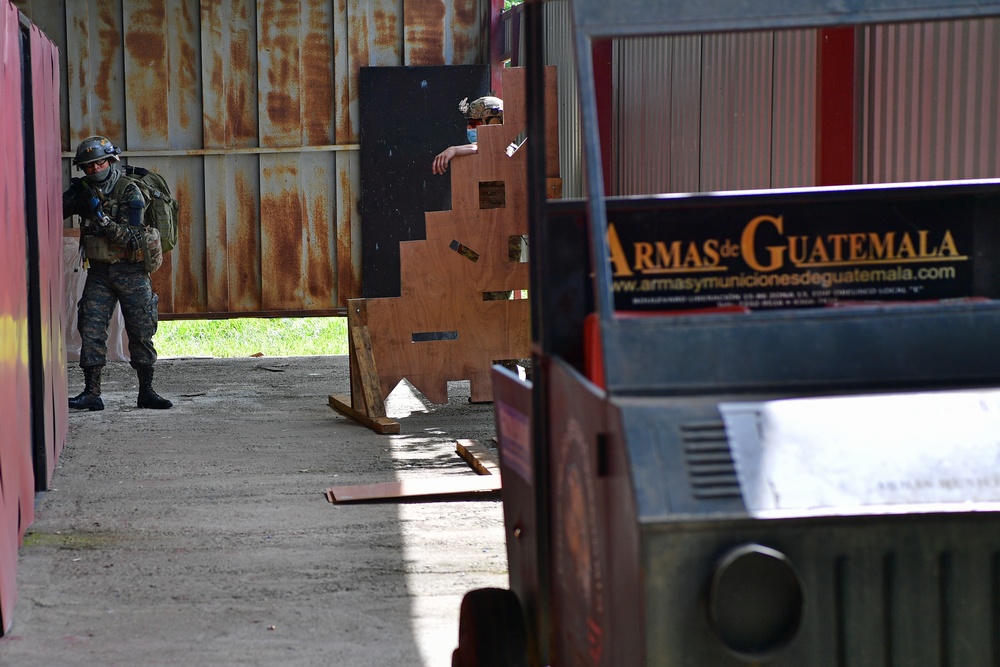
{"left": 592, "top": 39, "right": 613, "bottom": 192}
{"left": 817, "top": 27, "right": 857, "bottom": 185}
{"left": 0, "top": 0, "right": 32, "bottom": 635}
{"left": 31, "top": 24, "right": 68, "bottom": 489}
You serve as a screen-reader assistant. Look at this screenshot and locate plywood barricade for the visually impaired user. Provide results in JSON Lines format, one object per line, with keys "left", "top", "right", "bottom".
{"left": 330, "top": 67, "right": 560, "bottom": 433}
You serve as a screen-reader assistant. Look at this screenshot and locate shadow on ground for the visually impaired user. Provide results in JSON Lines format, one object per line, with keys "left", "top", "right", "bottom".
{"left": 0, "top": 356, "right": 507, "bottom": 667}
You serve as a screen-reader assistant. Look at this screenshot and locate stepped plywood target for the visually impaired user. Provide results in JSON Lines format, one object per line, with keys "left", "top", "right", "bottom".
{"left": 342, "top": 67, "right": 559, "bottom": 413}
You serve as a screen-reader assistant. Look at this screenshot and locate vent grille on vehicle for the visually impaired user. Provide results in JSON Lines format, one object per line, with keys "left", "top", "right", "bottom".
{"left": 681, "top": 422, "right": 742, "bottom": 500}
{"left": 829, "top": 548, "right": 1000, "bottom": 666}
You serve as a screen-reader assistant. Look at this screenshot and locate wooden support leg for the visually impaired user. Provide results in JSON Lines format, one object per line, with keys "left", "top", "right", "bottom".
{"left": 329, "top": 299, "right": 400, "bottom": 434}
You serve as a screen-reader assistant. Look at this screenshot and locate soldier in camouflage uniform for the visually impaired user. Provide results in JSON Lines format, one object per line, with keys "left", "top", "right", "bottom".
{"left": 63, "top": 136, "right": 172, "bottom": 411}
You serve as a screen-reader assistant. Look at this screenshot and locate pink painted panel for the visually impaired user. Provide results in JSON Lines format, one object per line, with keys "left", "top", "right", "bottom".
{"left": 0, "top": 0, "right": 31, "bottom": 635}
{"left": 31, "top": 23, "right": 68, "bottom": 489}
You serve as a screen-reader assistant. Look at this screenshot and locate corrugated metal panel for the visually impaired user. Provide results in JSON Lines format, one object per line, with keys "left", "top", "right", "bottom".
{"left": 333, "top": 2, "right": 358, "bottom": 302}
{"left": 201, "top": 0, "right": 258, "bottom": 149}
{"left": 526, "top": 13, "right": 818, "bottom": 197}
{"left": 771, "top": 29, "right": 816, "bottom": 188}
{"left": 555, "top": 15, "right": 999, "bottom": 194}
{"left": 118, "top": 0, "right": 204, "bottom": 314}
{"left": 156, "top": 156, "right": 204, "bottom": 313}
{"left": 506, "top": 2, "right": 581, "bottom": 197}
{"left": 65, "top": 0, "right": 127, "bottom": 144}
{"left": 124, "top": 0, "right": 203, "bottom": 148}
{"left": 257, "top": 1, "right": 339, "bottom": 312}
{"left": 203, "top": 154, "right": 260, "bottom": 312}
{"left": 861, "top": 18, "right": 1000, "bottom": 183}
{"left": 15, "top": 0, "right": 489, "bottom": 318}
{"left": 12, "top": 0, "right": 69, "bottom": 145}
{"left": 405, "top": 0, "right": 482, "bottom": 66}
{"left": 700, "top": 31, "right": 774, "bottom": 191}
{"left": 259, "top": 152, "right": 338, "bottom": 310}
{"left": 345, "top": 0, "right": 401, "bottom": 145}
{"left": 521, "top": 8, "right": 818, "bottom": 197}
{"left": 666, "top": 35, "right": 703, "bottom": 194}
{"left": 613, "top": 36, "right": 672, "bottom": 195}
{"left": 541, "top": 1, "right": 582, "bottom": 198}
{"left": 612, "top": 35, "right": 705, "bottom": 195}
{"left": 201, "top": 0, "right": 260, "bottom": 313}
{"left": 0, "top": 0, "right": 35, "bottom": 634}
{"left": 607, "top": 29, "right": 817, "bottom": 196}
{"left": 28, "top": 21, "right": 68, "bottom": 490}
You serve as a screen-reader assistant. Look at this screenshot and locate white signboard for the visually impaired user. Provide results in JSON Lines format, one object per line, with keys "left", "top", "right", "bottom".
{"left": 720, "top": 389, "right": 1000, "bottom": 515}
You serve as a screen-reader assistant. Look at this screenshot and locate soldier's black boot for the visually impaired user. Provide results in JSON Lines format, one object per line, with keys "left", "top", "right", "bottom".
{"left": 136, "top": 367, "right": 172, "bottom": 409}
{"left": 69, "top": 366, "right": 105, "bottom": 411}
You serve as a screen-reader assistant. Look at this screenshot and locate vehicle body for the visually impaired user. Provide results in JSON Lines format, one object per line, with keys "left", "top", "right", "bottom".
{"left": 455, "top": 1, "right": 1000, "bottom": 665}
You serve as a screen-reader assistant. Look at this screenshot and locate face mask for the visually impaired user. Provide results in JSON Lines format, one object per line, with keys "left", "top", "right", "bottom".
{"left": 86, "top": 170, "right": 111, "bottom": 185}
{"left": 467, "top": 128, "right": 478, "bottom": 144}
{"left": 85, "top": 165, "right": 113, "bottom": 185}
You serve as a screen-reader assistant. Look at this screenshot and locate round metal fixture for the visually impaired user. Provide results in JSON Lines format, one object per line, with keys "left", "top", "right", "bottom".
{"left": 709, "top": 543, "right": 804, "bottom": 660}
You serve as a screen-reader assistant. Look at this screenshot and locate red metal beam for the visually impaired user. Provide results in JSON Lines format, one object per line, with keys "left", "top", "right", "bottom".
{"left": 592, "top": 39, "right": 613, "bottom": 192}
{"left": 816, "top": 27, "right": 857, "bottom": 185}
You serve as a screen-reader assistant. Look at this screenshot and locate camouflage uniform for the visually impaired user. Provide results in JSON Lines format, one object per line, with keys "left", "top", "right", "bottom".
{"left": 65, "top": 176, "right": 160, "bottom": 369}
{"left": 64, "top": 136, "right": 171, "bottom": 410}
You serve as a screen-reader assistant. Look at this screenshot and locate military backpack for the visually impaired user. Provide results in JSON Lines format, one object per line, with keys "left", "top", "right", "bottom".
{"left": 114, "top": 164, "right": 179, "bottom": 253}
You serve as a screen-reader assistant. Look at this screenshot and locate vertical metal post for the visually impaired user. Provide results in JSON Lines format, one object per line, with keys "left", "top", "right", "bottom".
{"left": 572, "top": 22, "right": 614, "bottom": 326}
{"left": 525, "top": 1, "right": 552, "bottom": 661}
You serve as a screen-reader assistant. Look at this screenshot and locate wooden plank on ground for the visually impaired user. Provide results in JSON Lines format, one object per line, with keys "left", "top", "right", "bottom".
{"left": 328, "top": 394, "right": 400, "bottom": 435}
{"left": 456, "top": 439, "right": 500, "bottom": 476}
{"left": 326, "top": 475, "right": 502, "bottom": 503}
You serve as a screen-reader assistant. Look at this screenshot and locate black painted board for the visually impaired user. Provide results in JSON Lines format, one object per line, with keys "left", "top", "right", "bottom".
{"left": 360, "top": 65, "right": 490, "bottom": 298}
{"left": 548, "top": 181, "right": 1000, "bottom": 313}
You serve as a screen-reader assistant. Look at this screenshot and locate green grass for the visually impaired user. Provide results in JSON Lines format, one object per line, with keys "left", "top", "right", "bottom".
{"left": 156, "top": 317, "right": 348, "bottom": 358}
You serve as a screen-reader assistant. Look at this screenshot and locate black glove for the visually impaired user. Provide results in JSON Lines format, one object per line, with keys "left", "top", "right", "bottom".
{"left": 64, "top": 178, "right": 88, "bottom": 219}
{"left": 67, "top": 177, "right": 86, "bottom": 197}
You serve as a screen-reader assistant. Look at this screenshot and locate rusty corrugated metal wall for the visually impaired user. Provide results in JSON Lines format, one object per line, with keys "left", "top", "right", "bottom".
{"left": 14, "top": 0, "right": 489, "bottom": 318}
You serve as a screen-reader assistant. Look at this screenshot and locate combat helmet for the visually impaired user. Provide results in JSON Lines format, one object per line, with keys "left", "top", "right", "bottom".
{"left": 72, "top": 136, "right": 122, "bottom": 168}
{"left": 459, "top": 96, "right": 503, "bottom": 123}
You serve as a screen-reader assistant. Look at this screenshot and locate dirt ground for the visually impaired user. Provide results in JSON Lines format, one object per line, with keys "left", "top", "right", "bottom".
{"left": 0, "top": 355, "right": 508, "bottom": 666}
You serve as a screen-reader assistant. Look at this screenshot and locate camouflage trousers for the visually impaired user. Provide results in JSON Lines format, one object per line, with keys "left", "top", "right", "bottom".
{"left": 78, "top": 260, "right": 159, "bottom": 370}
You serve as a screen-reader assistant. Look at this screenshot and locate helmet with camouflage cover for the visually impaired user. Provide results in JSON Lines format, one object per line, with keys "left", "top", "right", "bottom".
{"left": 72, "top": 136, "right": 122, "bottom": 168}
{"left": 459, "top": 96, "right": 503, "bottom": 123}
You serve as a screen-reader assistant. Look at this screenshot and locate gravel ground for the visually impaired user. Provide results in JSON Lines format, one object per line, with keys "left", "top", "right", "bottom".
{"left": 0, "top": 356, "right": 507, "bottom": 666}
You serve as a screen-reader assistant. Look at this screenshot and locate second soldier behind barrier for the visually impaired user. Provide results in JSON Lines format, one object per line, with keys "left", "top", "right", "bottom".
{"left": 431, "top": 95, "right": 505, "bottom": 175}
